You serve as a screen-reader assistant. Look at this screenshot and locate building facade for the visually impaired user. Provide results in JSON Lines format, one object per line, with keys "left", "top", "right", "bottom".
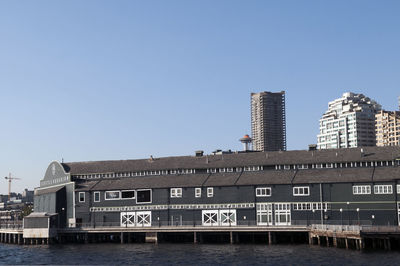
{"left": 251, "top": 91, "right": 286, "bottom": 151}
{"left": 317, "top": 92, "right": 381, "bottom": 149}
{"left": 33, "top": 146, "right": 400, "bottom": 228}
{"left": 376, "top": 110, "right": 400, "bottom": 147}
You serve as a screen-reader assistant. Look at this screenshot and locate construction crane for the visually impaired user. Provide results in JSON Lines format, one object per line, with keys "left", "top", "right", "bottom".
{"left": 4, "top": 173, "right": 21, "bottom": 201}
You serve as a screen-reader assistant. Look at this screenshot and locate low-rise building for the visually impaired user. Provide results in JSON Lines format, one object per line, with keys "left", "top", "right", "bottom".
{"left": 32, "top": 146, "right": 400, "bottom": 228}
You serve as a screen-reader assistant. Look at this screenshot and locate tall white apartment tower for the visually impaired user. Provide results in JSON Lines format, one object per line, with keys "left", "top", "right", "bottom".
{"left": 317, "top": 92, "right": 381, "bottom": 149}
{"left": 251, "top": 91, "right": 286, "bottom": 151}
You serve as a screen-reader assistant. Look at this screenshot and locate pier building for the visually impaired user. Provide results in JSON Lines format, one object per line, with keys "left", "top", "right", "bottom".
{"left": 32, "top": 146, "right": 400, "bottom": 229}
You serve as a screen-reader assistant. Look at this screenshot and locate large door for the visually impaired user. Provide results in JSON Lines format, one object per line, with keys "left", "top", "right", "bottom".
{"left": 202, "top": 210, "right": 219, "bottom": 226}
{"left": 257, "top": 203, "right": 273, "bottom": 225}
{"left": 120, "top": 212, "right": 136, "bottom": 227}
{"left": 274, "top": 203, "right": 291, "bottom": 226}
{"left": 120, "top": 211, "right": 151, "bottom": 227}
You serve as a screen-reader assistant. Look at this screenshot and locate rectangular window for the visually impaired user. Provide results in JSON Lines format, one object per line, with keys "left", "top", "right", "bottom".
{"left": 170, "top": 188, "right": 182, "bottom": 198}
{"left": 374, "top": 185, "right": 393, "bottom": 194}
{"left": 94, "top": 191, "right": 100, "bottom": 202}
{"left": 207, "top": 168, "right": 217, "bottom": 173}
{"left": 207, "top": 187, "right": 214, "bottom": 197}
{"left": 256, "top": 187, "right": 271, "bottom": 197}
{"left": 226, "top": 168, "right": 234, "bottom": 173}
{"left": 397, "top": 185, "right": 400, "bottom": 194}
{"left": 352, "top": 185, "right": 371, "bottom": 195}
{"left": 79, "top": 192, "right": 85, "bottom": 202}
{"left": 219, "top": 168, "right": 226, "bottom": 173}
{"left": 136, "top": 189, "right": 152, "bottom": 203}
{"left": 121, "top": 190, "right": 135, "bottom": 199}
{"left": 105, "top": 191, "right": 121, "bottom": 200}
{"left": 195, "top": 188, "right": 201, "bottom": 198}
{"left": 293, "top": 186, "right": 310, "bottom": 196}
{"left": 170, "top": 170, "right": 177, "bottom": 174}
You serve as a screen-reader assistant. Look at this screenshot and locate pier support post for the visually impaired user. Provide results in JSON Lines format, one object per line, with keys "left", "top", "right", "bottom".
{"left": 120, "top": 232, "right": 124, "bottom": 244}
{"left": 230, "top": 232, "right": 234, "bottom": 244}
{"left": 345, "top": 238, "right": 349, "bottom": 249}
{"left": 193, "top": 232, "right": 197, "bottom": 244}
{"left": 268, "top": 232, "right": 274, "bottom": 245}
{"left": 145, "top": 232, "right": 158, "bottom": 244}
{"left": 317, "top": 236, "right": 320, "bottom": 246}
{"left": 326, "top": 236, "right": 330, "bottom": 247}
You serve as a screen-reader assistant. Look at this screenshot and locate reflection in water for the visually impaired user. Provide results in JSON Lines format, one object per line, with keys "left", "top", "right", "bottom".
{"left": 0, "top": 243, "right": 399, "bottom": 265}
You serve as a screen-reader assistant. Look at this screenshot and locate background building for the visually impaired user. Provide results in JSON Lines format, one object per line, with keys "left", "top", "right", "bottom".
{"left": 317, "top": 92, "right": 381, "bottom": 149}
{"left": 251, "top": 91, "right": 286, "bottom": 151}
{"left": 376, "top": 110, "right": 400, "bottom": 146}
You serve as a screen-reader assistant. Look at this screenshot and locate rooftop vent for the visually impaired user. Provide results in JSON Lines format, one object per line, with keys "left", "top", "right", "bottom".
{"left": 308, "top": 144, "right": 317, "bottom": 151}
{"left": 195, "top": 150, "right": 204, "bottom": 157}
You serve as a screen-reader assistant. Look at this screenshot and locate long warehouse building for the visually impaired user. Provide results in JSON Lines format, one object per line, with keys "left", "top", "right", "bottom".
{"left": 34, "top": 146, "right": 400, "bottom": 228}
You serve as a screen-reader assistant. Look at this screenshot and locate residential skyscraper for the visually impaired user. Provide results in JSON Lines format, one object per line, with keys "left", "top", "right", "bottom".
{"left": 317, "top": 92, "right": 381, "bottom": 149}
{"left": 251, "top": 91, "right": 286, "bottom": 151}
{"left": 376, "top": 110, "right": 400, "bottom": 146}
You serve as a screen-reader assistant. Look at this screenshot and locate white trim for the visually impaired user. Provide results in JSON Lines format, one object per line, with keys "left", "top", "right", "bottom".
{"left": 195, "top": 188, "right": 201, "bottom": 198}
{"left": 256, "top": 187, "right": 271, "bottom": 197}
{"left": 105, "top": 190, "right": 121, "bottom": 200}
{"left": 352, "top": 185, "right": 371, "bottom": 195}
{"left": 136, "top": 189, "right": 152, "bottom": 204}
{"left": 121, "top": 190, "right": 135, "bottom": 199}
{"left": 94, "top": 191, "right": 100, "bottom": 202}
{"left": 207, "top": 187, "right": 214, "bottom": 197}
{"left": 170, "top": 188, "right": 182, "bottom": 198}
{"left": 293, "top": 186, "right": 310, "bottom": 196}
{"left": 374, "top": 185, "right": 393, "bottom": 194}
{"left": 78, "top": 192, "right": 85, "bottom": 203}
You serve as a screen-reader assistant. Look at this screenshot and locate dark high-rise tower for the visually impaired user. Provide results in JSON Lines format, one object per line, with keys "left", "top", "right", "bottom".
{"left": 251, "top": 91, "right": 286, "bottom": 151}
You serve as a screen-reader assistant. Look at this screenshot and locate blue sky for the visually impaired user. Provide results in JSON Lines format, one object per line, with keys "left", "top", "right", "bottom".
{"left": 0, "top": 0, "right": 399, "bottom": 194}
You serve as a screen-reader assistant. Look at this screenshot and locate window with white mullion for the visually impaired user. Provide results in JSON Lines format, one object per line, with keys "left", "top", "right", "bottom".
{"left": 352, "top": 185, "right": 371, "bottom": 195}
{"left": 293, "top": 186, "right": 310, "bottom": 196}
{"left": 79, "top": 192, "right": 85, "bottom": 203}
{"left": 256, "top": 187, "right": 271, "bottom": 197}
{"left": 195, "top": 188, "right": 201, "bottom": 198}
{"left": 374, "top": 185, "right": 393, "bottom": 194}
{"left": 170, "top": 188, "right": 182, "bottom": 198}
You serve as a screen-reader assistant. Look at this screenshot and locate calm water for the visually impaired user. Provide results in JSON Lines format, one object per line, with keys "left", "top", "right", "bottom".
{"left": 1, "top": 243, "right": 400, "bottom": 265}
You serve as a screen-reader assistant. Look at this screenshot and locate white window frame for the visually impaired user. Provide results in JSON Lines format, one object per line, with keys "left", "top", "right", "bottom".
{"left": 121, "top": 190, "right": 136, "bottom": 199}
{"left": 226, "top": 168, "right": 234, "bottom": 173}
{"left": 255, "top": 187, "right": 271, "bottom": 197}
{"left": 94, "top": 191, "right": 100, "bottom": 202}
{"left": 207, "top": 187, "right": 214, "bottom": 197}
{"left": 79, "top": 192, "right": 85, "bottom": 203}
{"left": 105, "top": 191, "right": 121, "bottom": 200}
{"left": 170, "top": 188, "right": 182, "bottom": 198}
{"left": 352, "top": 185, "right": 371, "bottom": 195}
{"left": 219, "top": 168, "right": 226, "bottom": 173}
{"left": 207, "top": 168, "right": 217, "bottom": 174}
{"left": 293, "top": 186, "right": 310, "bottom": 196}
{"left": 374, "top": 185, "right": 393, "bottom": 194}
{"left": 136, "top": 189, "right": 152, "bottom": 204}
{"left": 195, "top": 188, "right": 201, "bottom": 198}
{"left": 397, "top": 184, "right": 400, "bottom": 194}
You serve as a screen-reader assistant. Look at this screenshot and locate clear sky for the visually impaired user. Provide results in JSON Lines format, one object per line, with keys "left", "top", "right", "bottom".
{"left": 0, "top": 0, "right": 399, "bottom": 194}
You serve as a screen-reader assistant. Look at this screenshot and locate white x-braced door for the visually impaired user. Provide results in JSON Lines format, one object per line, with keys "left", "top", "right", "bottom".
{"left": 220, "top": 210, "right": 237, "bottom": 226}
{"left": 120, "top": 212, "right": 136, "bottom": 227}
{"left": 136, "top": 211, "right": 152, "bottom": 227}
{"left": 202, "top": 210, "right": 219, "bottom": 226}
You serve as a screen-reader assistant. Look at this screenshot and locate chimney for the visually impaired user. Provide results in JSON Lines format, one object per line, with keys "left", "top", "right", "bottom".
{"left": 308, "top": 144, "right": 317, "bottom": 151}
{"left": 195, "top": 150, "right": 204, "bottom": 157}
